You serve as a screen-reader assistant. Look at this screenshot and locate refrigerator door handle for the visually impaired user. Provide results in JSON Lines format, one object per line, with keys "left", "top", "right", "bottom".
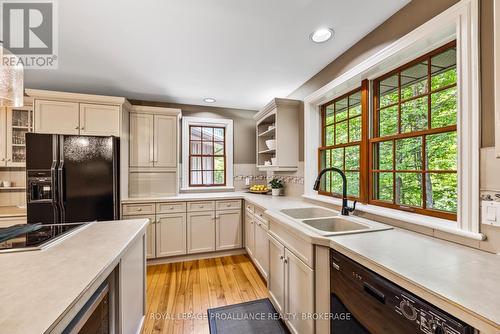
{"left": 58, "top": 136, "right": 66, "bottom": 223}
{"left": 50, "top": 166, "right": 59, "bottom": 224}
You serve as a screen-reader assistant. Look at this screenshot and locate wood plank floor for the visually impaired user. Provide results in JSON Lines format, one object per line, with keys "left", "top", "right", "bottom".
{"left": 142, "top": 254, "right": 269, "bottom": 334}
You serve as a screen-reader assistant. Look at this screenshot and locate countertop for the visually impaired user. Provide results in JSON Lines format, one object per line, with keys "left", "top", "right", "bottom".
{"left": 0, "top": 206, "right": 27, "bottom": 218}
{"left": 0, "top": 218, "right": 148, "bottom": 334}
{"left": 123, "top": 192, "right": 500, "bottom": 331}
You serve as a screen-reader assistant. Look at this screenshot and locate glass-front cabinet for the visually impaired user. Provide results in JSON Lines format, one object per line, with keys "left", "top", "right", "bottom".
{"left": 0, "top": 106, "right": 33, "bottom": 167}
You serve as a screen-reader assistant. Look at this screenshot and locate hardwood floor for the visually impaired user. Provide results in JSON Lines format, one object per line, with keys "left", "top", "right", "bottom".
{"left": 143, "top": 254, "right": 269, "bottom": 334}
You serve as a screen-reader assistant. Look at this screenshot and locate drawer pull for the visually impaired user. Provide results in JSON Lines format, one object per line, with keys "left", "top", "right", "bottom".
{"left": 169, "top": 206, "right": 174, "bottom": 210}
{"left": 226, "top": 203, "right": 231, "bottom": 207}
{"left": 137, "top": 208, "right": 142, "bottom": 212}
{"left": 199, "top": 205, "right": 204, "bottom": 208}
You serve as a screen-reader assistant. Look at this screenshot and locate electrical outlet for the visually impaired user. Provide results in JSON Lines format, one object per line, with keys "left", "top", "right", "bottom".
{"left": 245, "top": 177, "right": 250, "bottom": 186}
{"left": 481, "top": 201, "right": 500, "bottom": 227}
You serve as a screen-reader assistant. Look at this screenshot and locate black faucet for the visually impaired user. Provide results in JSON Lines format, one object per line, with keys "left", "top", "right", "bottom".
{"left": 313, "top": 167, "right": 357, "bottom": 216}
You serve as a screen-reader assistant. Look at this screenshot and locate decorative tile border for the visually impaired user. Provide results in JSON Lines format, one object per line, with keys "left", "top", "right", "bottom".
{"left": 233, "top": 175, "right": 304, "bottom": 185}
{"left": 481, "top": 190, "right": 500, "bottom": 202}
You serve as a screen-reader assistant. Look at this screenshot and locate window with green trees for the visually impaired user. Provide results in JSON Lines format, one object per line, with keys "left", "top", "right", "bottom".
{"left": 318, "top": 85, "right": 367, "bottom": 200}
{"left": 371, "top": 41, "right": 457, "bottom": 220}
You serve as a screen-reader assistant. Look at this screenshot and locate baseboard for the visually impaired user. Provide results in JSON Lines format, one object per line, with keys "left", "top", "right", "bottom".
{"left": 147, "top": 248, "right": 247, "bottom": 265}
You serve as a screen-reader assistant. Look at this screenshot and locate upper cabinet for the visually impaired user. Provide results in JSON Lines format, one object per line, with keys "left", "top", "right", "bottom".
{"left": 128, "top": 105, "right": 181, "bottom": 198}
{"left": 0, "top": 101, "right": 34, "bottom": 167}
{"left": 129, "top": 106, "right": 179, "bottom": 169}
{"left": 254, "top": 98, "right": 300, "bottom": 171}
{"left": 26, "top": 89, "right": 129, "bottom": 137}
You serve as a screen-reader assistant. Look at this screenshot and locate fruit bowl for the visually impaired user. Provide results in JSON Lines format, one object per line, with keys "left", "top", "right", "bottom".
{"left": 249, "top": 185, "right": 270, "bottom": 194}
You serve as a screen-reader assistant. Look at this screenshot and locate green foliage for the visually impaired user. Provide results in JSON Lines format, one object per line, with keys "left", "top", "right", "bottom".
{"left": 269, "top": 178, "right": 284, "bottom": 189}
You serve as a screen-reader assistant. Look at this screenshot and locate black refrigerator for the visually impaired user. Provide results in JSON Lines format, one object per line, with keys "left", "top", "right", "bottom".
{"left": 26, "top": 133, "right": 120, "bottom": 224}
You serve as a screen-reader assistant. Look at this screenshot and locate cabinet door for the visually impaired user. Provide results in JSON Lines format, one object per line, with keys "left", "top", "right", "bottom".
{"left": 153, "top": 114, "right": 177, "bottom": 168}
{"left": 34, "top": 100, "right": 80, "bottom": 135}
{"left": 285, "top": 249, "right": 314, "bottom": 334}
{"left": 129, "top": 113, "right": 154, "bottom": 168}
{"left": 123, "top": 215, "right": 156, "bottom": 259}
{"left": 156, "top": 213, "right": 186, "bottom": 257}
{"left": 254, "top": 221, "right": 269, "bottom": 280}
{"left": 244, "top": 212, "right": 255, "bottom": 257}
{"left": 187, "top": 211, "right": 215, "bottom": 254}
{"left": 80, "top": 103, "right": 120, "bottom": 136}
{"left": 6, "top": 107, "right": 33, "bottom": 167}
{"left": 0, "top": 108, "right": 6, "bottom": 167}
{"left": 268, "top": 234, "right": 285, "bottom": 314}
{"left": 216, "top": 209, "right": 242, "bottom": 250}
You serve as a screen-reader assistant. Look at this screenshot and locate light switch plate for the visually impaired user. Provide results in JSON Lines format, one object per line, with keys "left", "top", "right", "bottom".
{"left": 481, "top": 201, "right": 500, "bottom": 227}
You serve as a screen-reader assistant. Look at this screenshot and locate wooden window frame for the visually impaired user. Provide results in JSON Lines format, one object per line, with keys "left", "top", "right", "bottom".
{"left": 318, "top": 80, "right": 369, "bottom": 202}
{"left": 188, "top": 125, "right": 227, "bottom": 187}
{"left": 370, "top": 41, "right": 457, "bottom": 221}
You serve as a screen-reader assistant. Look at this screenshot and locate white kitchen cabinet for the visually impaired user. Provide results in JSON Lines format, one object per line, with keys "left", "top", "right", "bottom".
{"left": 268, "top": 234, "right": 286, "bottom": 314}
{"left": 0, "top": 108, "right": 6, "bottom": 166}
{"left": 253, "top": 220, "right": 269, "bottom": 280}
{"left": 129, "top": 113, "right": 154, "bottom": 168}
{"left": 187, "top": 211, "right": 215, "bottom": 254}
{"left": 285, "top": 249, "right": 314, "bottom": 334}
{"left": 34, "top": 100, "right": 80, "bottom": 135}
{"left": 79, "top": 103, "right": 120, "bottom": 136}
{"left": 245, "top": 211, "right": 255, "bottom": 257}
{"left": 216, "top": 209, "right": 242, "bottom": 250}
{"left": 156, "top": 213, "right": 187, "bottom": 257}
{"left": 153, "top": 114, "right": 177, "bottom": 168}
{"left": 123, "top": 215, "right": 156, "bottom": 259}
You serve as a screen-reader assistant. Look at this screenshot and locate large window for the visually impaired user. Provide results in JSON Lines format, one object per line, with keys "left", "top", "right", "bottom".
{"left": 318, "top": 42, "right": 457, "bottom": 220}
{"left": 371, "top": 41, "right": 457, "bottom": 220}
{"left": 318, "top": 82, "right": 368, "bottom": 201}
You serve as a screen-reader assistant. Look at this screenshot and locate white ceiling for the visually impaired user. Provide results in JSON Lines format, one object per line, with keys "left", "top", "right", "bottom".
{"left": 25, "top": 0, "right": 410, "bottom": 110}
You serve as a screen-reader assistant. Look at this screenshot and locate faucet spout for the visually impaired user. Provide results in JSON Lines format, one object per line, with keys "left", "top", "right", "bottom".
{"left": 313, "top": 167, "right": 357, "bottom": 216}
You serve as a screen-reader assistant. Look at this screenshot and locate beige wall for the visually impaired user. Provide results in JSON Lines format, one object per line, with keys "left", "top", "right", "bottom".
{"left": 130, "top": 100, "right": 258, "bottom": 164}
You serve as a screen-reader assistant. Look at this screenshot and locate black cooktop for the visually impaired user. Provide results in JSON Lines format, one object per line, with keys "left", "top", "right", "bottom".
{"left": 0, "top": 223, "right": 86, "bottom": 252}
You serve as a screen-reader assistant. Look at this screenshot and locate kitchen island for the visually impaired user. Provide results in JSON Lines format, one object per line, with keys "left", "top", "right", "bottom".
{"left": 0, "top": 218, "right": 148, "bottom": 334}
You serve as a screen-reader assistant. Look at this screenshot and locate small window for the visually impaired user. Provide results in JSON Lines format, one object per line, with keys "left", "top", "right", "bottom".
{"left": 182, "top": 117, "right": 234, "bottom": 190}
{"left": 189, "top": 126, "right": 226, "bottom": 186}
{"left": 371, "top": 41, "right": 457, "bottom": 220}
{"left": 318, "top": 83, "right": 367, "bottom": 201}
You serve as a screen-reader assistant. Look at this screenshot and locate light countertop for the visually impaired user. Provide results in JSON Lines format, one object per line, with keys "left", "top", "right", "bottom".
{"left": 0, "top": 218, "right": 148, "bottom": 334}
{"left": 0, "top": 206, "right": 27, "bottom": 218}
{"left": 124, "top": 192, "right": 500, "bottom": 331}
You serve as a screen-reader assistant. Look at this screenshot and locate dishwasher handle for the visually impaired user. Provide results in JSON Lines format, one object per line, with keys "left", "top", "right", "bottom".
{"left": 363, "top": 282, "right": 386, "bottom": 304}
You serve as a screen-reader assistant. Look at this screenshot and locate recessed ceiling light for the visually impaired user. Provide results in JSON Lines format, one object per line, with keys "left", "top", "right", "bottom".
{"left": 310, "top": 28, "right": 334, "bottom": 43}
{"left": 203, "top": 97, "right": 216, "bottom": 103}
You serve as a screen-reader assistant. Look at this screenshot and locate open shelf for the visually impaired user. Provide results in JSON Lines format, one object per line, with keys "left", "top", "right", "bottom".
{"left": 258, "top": 148, "right": 276, "bottom": 154}
{"left": 258, "top": 127, "right": 275, "bottom": 137}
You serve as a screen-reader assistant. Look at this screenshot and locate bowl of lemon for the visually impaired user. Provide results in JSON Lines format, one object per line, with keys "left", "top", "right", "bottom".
{"left": 249, "top": 184, "right": 270, "bottom": 194}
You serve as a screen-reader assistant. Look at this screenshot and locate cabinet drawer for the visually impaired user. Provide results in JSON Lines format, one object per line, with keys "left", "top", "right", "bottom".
{"left": 254, "top": 206, "right": 268, "bottom": 222}
{"left": 157, "top": 202, "right": 186, "bottom": 214}
{"left": 122, "top": 203, "right": 155, "bottom": 216}
{"left": 187, "top": 201, "right": 215, "bottom": 212}
{"left": 245, "top": 202, "right": 255, "bottom": 214}
{"left": 216, "top": 200, "right": 242, "bottom": 211}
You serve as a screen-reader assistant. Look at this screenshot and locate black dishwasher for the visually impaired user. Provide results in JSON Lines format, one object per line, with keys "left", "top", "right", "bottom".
{"left": 330, "top": 249, "right": 475, "bottom": 334}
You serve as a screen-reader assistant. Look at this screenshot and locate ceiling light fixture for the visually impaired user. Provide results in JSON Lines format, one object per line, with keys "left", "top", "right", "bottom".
{"left": 203, "top": 97, "right": 216, "bottom": 103}
{"left": 310, "top": 28, "right": 334, "bottom": 44}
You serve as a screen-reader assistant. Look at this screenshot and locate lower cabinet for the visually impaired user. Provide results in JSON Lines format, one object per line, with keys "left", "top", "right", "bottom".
{"left": 253, "top": 220, "right": 269, "bottom": 279}
{"left": 216, "top": 209, "right": 242, "bottom": 250}
{"left": 245, "top": 211, "right": 255, "bottom": 256}
{"left": 268, "top": 234, "right": 314, "bottom": 334}
{"left": 123, "top": 215, "right": 156, "bottom": 259}
{"left": 187, "top": 211, "right": 216, "bottom": 254}
{"left": 268, "top": 234, "right": 286, "bottom": 313}
{"left": 156, "top": 213, "right": 187, "bottom": 257}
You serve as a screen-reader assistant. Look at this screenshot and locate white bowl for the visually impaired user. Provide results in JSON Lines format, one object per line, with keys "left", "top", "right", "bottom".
{"left": 265, "top": 139, "right": 276, "bottom": 150}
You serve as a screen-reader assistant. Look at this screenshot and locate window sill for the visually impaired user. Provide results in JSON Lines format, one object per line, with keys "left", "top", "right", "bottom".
{"left": 180, "top": 186, "right": 235, "bottom": 193}
{"left": 302, "top": 193, "right": 486, "bottom": 241}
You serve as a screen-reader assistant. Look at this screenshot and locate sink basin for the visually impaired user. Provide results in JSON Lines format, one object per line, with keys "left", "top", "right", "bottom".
{"left": 280, "top": 207, "right": 337, "bottom": 219}
{"left": 302, "top": 217, "right": 369, "bottom": 233}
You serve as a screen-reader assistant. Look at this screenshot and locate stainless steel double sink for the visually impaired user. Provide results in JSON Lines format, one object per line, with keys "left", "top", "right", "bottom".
{"left": 279, "top": 207, "right": 392, "bottom": 236}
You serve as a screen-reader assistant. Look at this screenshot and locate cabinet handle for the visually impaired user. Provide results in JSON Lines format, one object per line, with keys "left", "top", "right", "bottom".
{"left": 169, "top": 206, "right": 174, "bottom": 210}
{"left": 1, "top": 158, "right": 5, "bottom": 161}
{"left": 137, "top": 208, "right": 142, "bottom": 212}
{"left": 75, "top": 126, "right": 79, "bottom": 130}
{"left": 81, "top": 127, "right": 85, "bottom": 130}
{"left": 280, "top": 255, "right": 284, "bottom": 260}
{"left": 284, "top": 259, "right": 288, "bottom": 264}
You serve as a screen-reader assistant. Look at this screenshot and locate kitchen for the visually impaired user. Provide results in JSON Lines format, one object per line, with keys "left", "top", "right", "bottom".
{"left": 1, "top": 0, "right": 500, "bottom": 333}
